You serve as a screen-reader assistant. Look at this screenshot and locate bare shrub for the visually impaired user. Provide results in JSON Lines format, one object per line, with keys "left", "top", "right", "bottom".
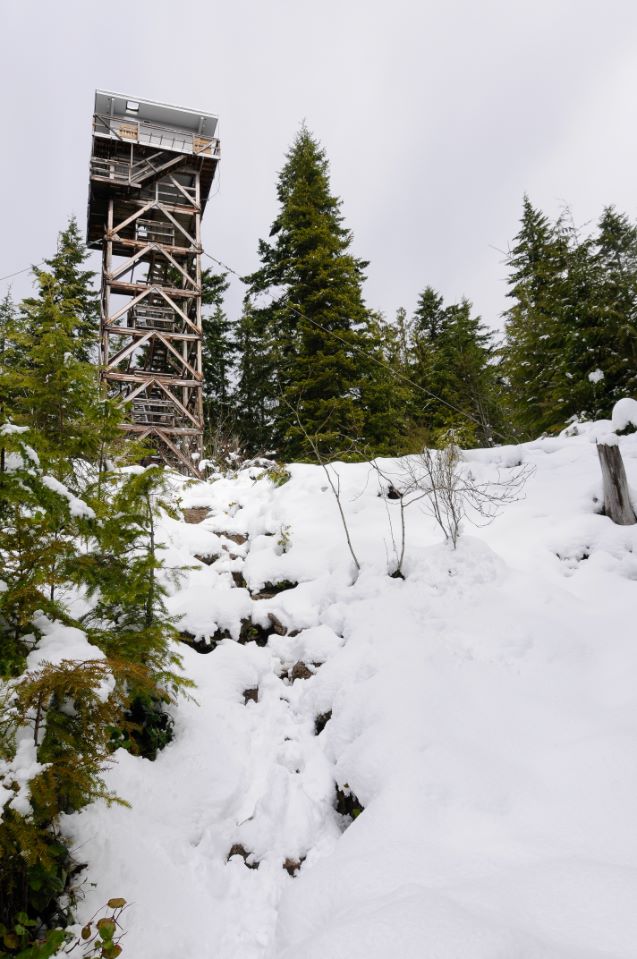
{"left": 375, "top": 437, "right": 533, "bottom": 565}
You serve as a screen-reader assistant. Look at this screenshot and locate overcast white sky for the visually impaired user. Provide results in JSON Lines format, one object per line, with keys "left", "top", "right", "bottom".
{"left": 3, "top": 0, "right": 637, "bottom": 330}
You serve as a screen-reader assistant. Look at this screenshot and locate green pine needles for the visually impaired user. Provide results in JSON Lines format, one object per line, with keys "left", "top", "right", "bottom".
{"left": 236, "top": 125, "right": 409, "bottom": 459}
{"left": 0, "top": 220, "right": 189, "bottom": 953}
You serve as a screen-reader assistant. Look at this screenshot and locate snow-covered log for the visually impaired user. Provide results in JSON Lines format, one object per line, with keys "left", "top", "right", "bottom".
{"left": 596, "top": 440, "right": 636, "bottom": 525}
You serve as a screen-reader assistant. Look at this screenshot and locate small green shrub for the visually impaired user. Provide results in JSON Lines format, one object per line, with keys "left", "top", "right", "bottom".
{"left": 0, "top": 811, "right": 71, "bottom": 937}
{"left": 111, "top": 693, "right": 174, "bottom": 761}
{"left": 256, "top": 464, "right": 291, "bottom": 487}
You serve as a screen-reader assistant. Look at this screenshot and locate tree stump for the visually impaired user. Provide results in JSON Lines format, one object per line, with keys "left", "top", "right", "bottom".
{"left": 596, "top": 442, "right": 636, "bottom": 525}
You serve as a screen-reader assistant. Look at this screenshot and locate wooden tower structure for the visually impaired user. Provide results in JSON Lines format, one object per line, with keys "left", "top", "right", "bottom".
{"left": 87, "top": 90, "right": 220, "bottom": 474}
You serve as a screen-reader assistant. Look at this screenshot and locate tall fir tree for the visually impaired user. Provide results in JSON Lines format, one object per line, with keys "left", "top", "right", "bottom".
{"left": 409, "top": 286, "right": 447, "bottom": 431}
{"left": 243, "top": 125, "right": 405, "bottom": 459}
{"left": 409, "top": 287, "right": 503, "bottom": 445}
{"left": 201, "top": 269, "right": 237, "bottom": 438}
{"left": 355, "top": 311, "right": 412, "bottom": 456}
{"left": 392, "top": 306, "right": 412, "bottom": 370}
{"left": 502, "top": 196, "right": 569, "bottom": 436}
{"left": 435, "top": 298, "right": 503, "bottom": 445}
{"left": 35, "top": 217, "right": 99, "bottom": 361}
{"left": 591, "top": 206, "right": 637, "bottom": 404}
{"left": 14, "top": 273, "right": 102, "bottom": 476}
{"left": 12, "top": 221, "right": 103, "bottom": 478}
{"left": 234, "top": 295, "right": 277, "bottom": 454}
{"left": 503, "top": 199, "right": 637, "bottom": 433}
{"left": 554, "top": 212, "right": 604, "bottom": 421}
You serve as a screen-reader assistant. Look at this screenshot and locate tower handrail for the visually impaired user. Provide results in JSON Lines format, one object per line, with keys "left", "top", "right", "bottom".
{"left": 93, "top": 113, "right": 220, "bottom": 157}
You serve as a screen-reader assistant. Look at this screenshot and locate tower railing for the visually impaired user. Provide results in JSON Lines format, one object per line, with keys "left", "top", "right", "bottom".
{"left": 93, "top": 114, "right": 220, "bottom": 157}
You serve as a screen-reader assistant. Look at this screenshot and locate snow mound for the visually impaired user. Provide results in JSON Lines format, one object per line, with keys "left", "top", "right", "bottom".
{"left": 612, "top": 396, "right": 637, "bottom": 432}
{"left": 63, "top": 425, "right": 637, "bottom": 959}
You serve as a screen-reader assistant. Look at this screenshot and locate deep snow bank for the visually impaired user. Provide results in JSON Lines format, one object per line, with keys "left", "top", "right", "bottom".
{"left": 63, "top": 424, "right": 637, "bottom": 958}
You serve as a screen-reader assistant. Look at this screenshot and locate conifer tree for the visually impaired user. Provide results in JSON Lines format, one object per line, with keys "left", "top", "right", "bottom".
{"left": 13, "top": 271, "right": 102, "bottom": 477}
{"left": 410, "top": 286, "right": 447, "bottom": 430}
{"left": 244, "top": 125, "right": 403, "bottom": 459}
{"left": 234, "top": 295, "right": 276, "bottom": 454}
{"left": 11, "top": 216, "right": 108, "bottom": 482}
{"left": 35, "top": 216, "right": 99, "bottom": 361}
{"left": 502, "top": 196, "right": 569, "bottom": 435}
{"left": 436, "top": 298, "right": 503, "bottom": 445}
{"left": 591, "top": 207, "right": 637, "bottom": 404}
{"left": 413, "top": 287, "right": 446, "bottom": 345}
{"left": 201, "top": 269, "right": 237, "bottom": 438}
{"left": 554, "top": 213, "right": 604, "bottom": 421}
{"left": 409, "top": 288, "right": 502, "bottom": 445}
{"left": 392, "top": 306, "right": 412, "bottom": 371}
{"left": 0, "top": 426, "right": 91, "bottom": 676}
{"left": 503, "top": 200, "right": 637, "bottom": 432}
{"left": 0, "top": 292, "right": 22, "bottom": 471}
{"left": 80, "top": 466, "right": 185, "bottom": 686}
{"left": 356, "top": 311, "right": 412, "bottom": 455}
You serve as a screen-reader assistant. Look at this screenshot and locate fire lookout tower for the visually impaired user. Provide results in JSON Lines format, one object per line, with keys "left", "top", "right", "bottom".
{"left": 86, "top": 90, "right": 220, "bottom": 474}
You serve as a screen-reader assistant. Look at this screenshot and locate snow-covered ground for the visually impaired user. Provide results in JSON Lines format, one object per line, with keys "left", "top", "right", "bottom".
{"left": 62, "top": 422, "right": 637, "bottom": 958}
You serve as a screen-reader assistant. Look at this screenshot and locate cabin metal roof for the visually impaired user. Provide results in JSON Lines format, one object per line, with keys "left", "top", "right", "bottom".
{"left": 94, "top": 90, "right": 219, "bottom": 138}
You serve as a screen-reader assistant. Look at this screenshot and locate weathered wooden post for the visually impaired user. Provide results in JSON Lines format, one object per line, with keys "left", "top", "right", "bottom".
{"left": 86, "top": 91, "right": 220, "bottom": 475}
{"left": 596, "top": 439, "right": 636, "bottom": 525}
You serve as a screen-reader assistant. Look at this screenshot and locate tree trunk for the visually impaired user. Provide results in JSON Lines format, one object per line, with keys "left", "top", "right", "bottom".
{"left": 597, "top": 442, "right": 636, "bottom": 525}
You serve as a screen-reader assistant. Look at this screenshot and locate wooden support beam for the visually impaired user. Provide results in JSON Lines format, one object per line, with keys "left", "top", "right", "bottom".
{"left": 107, "top": 244, "right": 154, "bottom": 282}
{"left": 106, "top": 330, "right": 153, "bottom": 369}
{"left": 157, "top": 202, "right": 199, "bottom": 247}
{"left": 154, "top": 380, "right": 201, "bottom": 428}
{"left": 156, "top": 332, "right": 201, "bottom": 379}
{"left": 110, "top": 237, "right": 195, "bottom": 256}
{"left": 104, "top": 370, "right": 201, "bottom": 388}
{"left": 109, "top": 200, "right": 155, "bottom": 238}
{"left": 155, "top": 429, "right": 201, "bottom": 476}
{"left": 157, "top": 244, "right": 199, "bottom": 290}
{"left": 104, "top": 325, "right": 200, "bottom": 342}
{"left": 156, "top": 290, "right": 200, "bottom": 335}
{"left": 109, "top": 280, "right": 201, "bottom": 298}
{"left": 167, "top": 174, "right": 200, "bottom": 210}
{"left": 122, "top": 424, "right": 202, "bottom": 436}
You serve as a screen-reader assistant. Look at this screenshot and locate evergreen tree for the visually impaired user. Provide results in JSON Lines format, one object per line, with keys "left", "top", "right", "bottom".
{"left": 244, "top": 125, "right": 404, "bottom": 459}
{"left": 356, "top": 311, "right": 412, "bottom": 456}
{"left": 234, "top": 295, "right": 277, "bottom": 454}
{"left": 503, "top": 199, "right": 637, "bottom": 432}
{"left": 0, "top": 426, "right": 88, "bottom": 676}
{"left": 201, "top": 269, "right": 237, "bottom": 437}
{"left": 0, "top": 292, "right": 22, "bottom": 470}
{"left": 392, "top": 306, "right": 412, "bottom": 371}
{"left": 410, "top": 286, "right": 447, "bottom": 431}
{"left": 591, "top": 207, "right": 637, "bottom": 404}
{"left": 409, "top": 288, "right": 502, "bottom": 445}
{"left": 554, "top": 213, "right": 604, "bottom": 421}
{"left": 79, "top": 466, "right": 184, "bottom": 688}
{"left": 502, "top": 196, "right": 569, "bottom": 435}
{"left": 413, "top": 287, "right": 446, "bottom": 345}
{"left": 35, "top": 217, "right": 99, "bottom": 361}
{"left": 436, "top": 298, "right": 503, "bottom": 445}
{"left": 13, "top": 266, "right": 103, "bottom": 478}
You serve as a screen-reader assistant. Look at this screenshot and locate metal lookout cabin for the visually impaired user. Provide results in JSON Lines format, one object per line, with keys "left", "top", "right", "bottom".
{"left": 86, "top": 90, "right": 220, "bottom": 475}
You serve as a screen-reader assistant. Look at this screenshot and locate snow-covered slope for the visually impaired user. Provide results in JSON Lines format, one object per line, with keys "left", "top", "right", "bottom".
{"left": 63, "top": 423, "right": 637, "bottom": 958}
